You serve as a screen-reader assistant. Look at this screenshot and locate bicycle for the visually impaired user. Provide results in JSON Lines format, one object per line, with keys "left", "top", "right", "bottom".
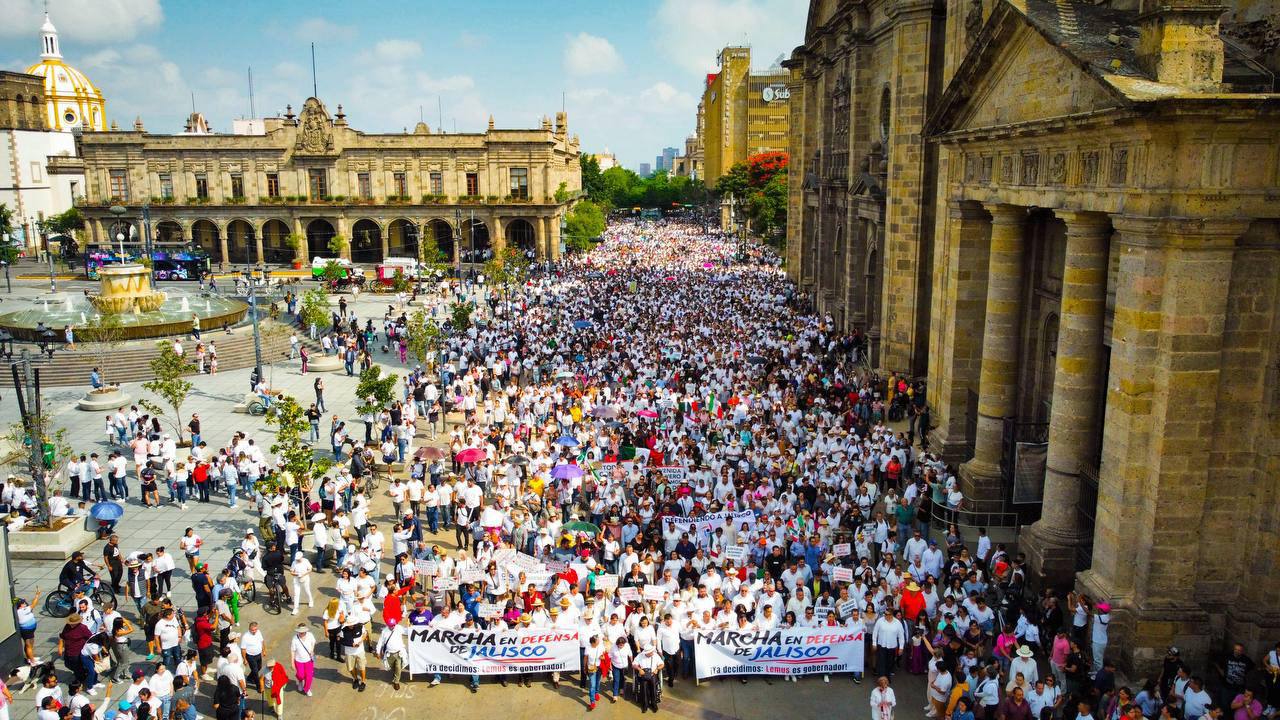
{"left": 44, "top": 577, "right": 116, "bottom": 618}
{"left": 261, "top": 574, "right": 284, "bottom": 615}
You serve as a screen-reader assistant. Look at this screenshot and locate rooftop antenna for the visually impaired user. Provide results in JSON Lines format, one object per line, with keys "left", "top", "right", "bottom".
{"left": 248, "top": 67, "right": 255, "bottom": 118}
{"left": 419, "top": 105, "right": 424, "bottom": 123}
{"left": 437, "top": 96, "right": 443, "bottom": 132}
{"left": 453, "top": 117, "right": 456, "bottom": 133}
{"left": 190, "top": 92, "right": 196, "bottom": 114}
{"left": 310, "top": 42, "right": 318, "bottom": 98}
{"left": 561, "top": 91, "right": 565, "bottom": 114}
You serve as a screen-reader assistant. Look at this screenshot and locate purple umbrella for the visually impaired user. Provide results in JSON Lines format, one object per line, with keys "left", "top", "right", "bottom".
{"left": 551, "top": 464, "right": 585, "bottom": 480}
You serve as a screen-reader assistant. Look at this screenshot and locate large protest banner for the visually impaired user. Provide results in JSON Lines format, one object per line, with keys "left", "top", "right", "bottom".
{"left": 662, "top": 510, "right": 756, "bottom": 538}
{"left": 693, "top": 628, "right": 865, "bottom": 679}
{"left": 408, "top": 627, "right": 581, "bottom": 675}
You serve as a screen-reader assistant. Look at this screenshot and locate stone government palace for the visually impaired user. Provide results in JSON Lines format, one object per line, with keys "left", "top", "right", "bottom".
{"left": 74, "top": 97, "right": 582, "bottom": 266}
{"left": 785, "top": 0, "right": 1280, "bottom": 675}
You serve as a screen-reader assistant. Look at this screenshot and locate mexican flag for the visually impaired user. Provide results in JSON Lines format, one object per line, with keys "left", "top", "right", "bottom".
{"left": 706, "top": 392, "right": 723, "bottom": 418}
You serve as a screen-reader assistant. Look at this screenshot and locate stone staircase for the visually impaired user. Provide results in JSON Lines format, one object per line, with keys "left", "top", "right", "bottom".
{"left": 0, "top": 319, "right": 305, "bottom": 387}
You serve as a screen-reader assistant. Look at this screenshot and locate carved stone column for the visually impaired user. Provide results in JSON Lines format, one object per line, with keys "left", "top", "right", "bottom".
{"left": 1023, "top": 210, "right": 1111, "bottom": 587}
{"left": 959, "top": 203, "right": 1027, "bottom": 506}
{"left": 928, "top": 199, "right": 991, "bottom": 463}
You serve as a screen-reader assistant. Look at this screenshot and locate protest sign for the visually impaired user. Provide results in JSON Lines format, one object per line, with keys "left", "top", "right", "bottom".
{"left": 832, "top": 567, "right": 853, "bottom": 583}
{"left": 617, "top": 587, "right": 641, "bottom": 603}
{"left": 408, "top": 627, "right": 580, "bottom": 676}
{"left": 832, "top": 543, "right": 852, "bottom": 557}
{"left": 642, "top": 585, "right": 668, "bottom": 603}
{"left": 694, "top": 628, "right": 865, "bottom": 679}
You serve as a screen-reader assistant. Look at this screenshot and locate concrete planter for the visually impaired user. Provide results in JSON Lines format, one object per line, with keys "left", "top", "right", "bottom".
{"left": 307, "top": 354, "right": 343, "bottom": 372}
{"left": 9, "top": 516, "right": 97, "bottom": 560}
{"left": 77, "top": 386, "right": 132, "bottom": 411}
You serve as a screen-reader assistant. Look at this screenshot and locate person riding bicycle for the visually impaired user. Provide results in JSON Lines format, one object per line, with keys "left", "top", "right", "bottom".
{"left": 59, "top": 551, "right": 98, "bottom": 595}
{"left": 226, "top": 549, "right": 251, "bottom": 585}
{"left": 261, "top": 543, "right": 292, "bottom": 605}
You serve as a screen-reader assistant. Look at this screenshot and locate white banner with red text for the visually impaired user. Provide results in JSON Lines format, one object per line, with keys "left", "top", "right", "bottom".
{"left": 408, "top": 627, "right": 581, "bottom": 675}
{"left": 693, "top": 628, "right": 865, "bottom": 679}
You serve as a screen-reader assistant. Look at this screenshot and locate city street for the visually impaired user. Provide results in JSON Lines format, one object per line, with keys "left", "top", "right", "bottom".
{"left": 0, "top": 274, "right": 931, "bottom": 720}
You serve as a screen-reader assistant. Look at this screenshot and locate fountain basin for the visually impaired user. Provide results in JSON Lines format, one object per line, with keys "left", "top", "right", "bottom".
{"left": 0, "top": 264, "right": 248, "bottom": 341}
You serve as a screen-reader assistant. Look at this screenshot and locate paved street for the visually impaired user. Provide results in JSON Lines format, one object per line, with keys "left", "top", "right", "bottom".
{"left": 0, "top": 275, "right": 932, "bottom": 720}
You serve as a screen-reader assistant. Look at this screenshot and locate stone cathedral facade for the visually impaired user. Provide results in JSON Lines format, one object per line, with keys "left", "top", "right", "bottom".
{"left": 788, "top": 0, "right": 1280, "bottom": 675}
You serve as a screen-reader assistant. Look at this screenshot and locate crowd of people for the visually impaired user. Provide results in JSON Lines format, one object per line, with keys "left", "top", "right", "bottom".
{"left": 4, "top": 217, "right": 1275, "bottom": 720}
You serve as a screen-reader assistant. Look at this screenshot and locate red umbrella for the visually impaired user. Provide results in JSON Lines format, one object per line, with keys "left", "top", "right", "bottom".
{"left": 456, "top": 448, "right": 487, "bottom": 464}
{"left": 637, "top": 409, "right": 658, "bottom": 419}
{"left": 415, "top": 446, "right": 446, "bottom": 461}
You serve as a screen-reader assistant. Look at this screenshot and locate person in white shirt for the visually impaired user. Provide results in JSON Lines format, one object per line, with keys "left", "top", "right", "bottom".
{"left": 871, "top": 675, "right": 897, "bottom": 720}
{"left": 1010, "top": 645, "right": 1039, "bottom": 685}
{"left": 657, "top": 614, "right": 682, "bottom": 688}
{"left": 290, "top": 555, "right": 314, "bottom": 614}
{"left": 872, "top": 609, "right": 905, "bottom": 678}
{"left": 582, "top": 634, "right": 607, "bottom": 709}
{"left": 239, "top": 622, "right": 266, "bottom": 693}
{"left": 632, "top": 645, "right": 663, "bottom": 712}
{"left": 290, "top": 623, "right": 317, "bottom": 696}
{"left": 375, "top": 618, "right": 409, "bottom": 690}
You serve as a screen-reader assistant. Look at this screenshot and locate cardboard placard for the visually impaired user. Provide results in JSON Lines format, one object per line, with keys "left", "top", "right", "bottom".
{"left": 435, "top": 576, "right": 458, "bottom": 590}
{"left": 833, "top": 543, "right": 852, "bottom": 557}
{"left": 460, "top": 569, "right": 486, "bottom": 584}
{"left": 617, "top": 587, "right": 641, "bottom": 603}
{"left": 838, "top": 599, "right": 859, "bottom": 619}
{"left": 642, "top": 585, "right": 668, "bottom": 603}
{"left": 477, "top": 603, "right": 503, "bottom": 619}
{"left": 724, "top": 545, "right": 747, "bottom": 561}
{"left": 544, "top": 560, "right": 568, "bottom": 573}
{"left": 595, "top": 574, "right": 619, "bottom": 590}
{"left": 511, "top": 553, "right": 542, "bottom": 572}
{"left": 415, "top": 560, "right": 437, "bottom": 576}
{"left": 832, "top": 567, "right": 853, "bottom": 583}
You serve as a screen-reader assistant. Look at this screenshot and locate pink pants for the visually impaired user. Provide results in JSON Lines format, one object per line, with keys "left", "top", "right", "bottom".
{"left": 294, "top": 660, "right": 314, "bottom": 693}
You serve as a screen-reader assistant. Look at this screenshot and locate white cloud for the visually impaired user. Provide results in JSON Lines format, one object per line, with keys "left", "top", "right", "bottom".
{"left": 638, "top": 81, "right": 696, "bottom": 110}
{"left": 0, "top": 0, "right": 163, "bottom": 42}
{"left": 294, "top": 17, "right": 350, "bottom": 41}
{"left": 563, "top": 32, "right": 622, "bottom": 76}
{"left": 457, "top": 31, "right": 488, "bottom": 50}
{"left": 371, "top": 39, "right": 423, "bottom": 62}
{"left": 654, "top": 0, "right": 806, "bottom": 76}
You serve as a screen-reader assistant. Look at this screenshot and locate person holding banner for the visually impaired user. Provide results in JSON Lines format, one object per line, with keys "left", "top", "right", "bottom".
{"left": 583, "top": 634, "right": 605, "bottom": 710}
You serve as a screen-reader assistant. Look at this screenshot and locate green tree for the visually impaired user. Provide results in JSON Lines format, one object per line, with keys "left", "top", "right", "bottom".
{"left": 355, "top": 365, "right": 399, "bottom": 417}
{"left": 42, "top": 207, "right": 84, "bottom": 237}
{"left": 326, "top": 234, "right": 348, "bottom": 257}
{"left": 450, "top": 301, "right": 474, "bottom": 333}
{"left": 580, "top": 155, "right": 605, "bottom": 203}
{"left": 0, "top": 203, "right": 12, "bottom": 240}
{"left": 419, "top": 226, "right": 448, "bottom": 276}
{"left": 80, "top": 313, "right": 127, "bottom": 387}
{"left": 286, "top": 232, "right": 306, "bottom": 259}
{"left": 140, "top": 341, "right": 195, "bottom": 443}
{"left": 406, "top": 307, "right": 443, "bottom": 368}
{"left": 715, "top": 162, "right": 751, "bottom": 200}
{"left": 747, "top": 168, "right": 789, "bottom": 238}
{"left": 299, "top": 287, "right": 331, "bottom": 332}
{"left": 390, "top": 269, "right": 411, "bottom": 294}
{"left": 320, "top": 260, "right": 346, "bottom": 283}
{"left": 262, "top": 394, "right": 333, "bottom": 502}
{"left": 564, "top": 200, "right": 606, "bottom": 252}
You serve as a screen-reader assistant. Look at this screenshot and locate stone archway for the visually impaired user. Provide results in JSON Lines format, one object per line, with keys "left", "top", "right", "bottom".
{"left": 387, "top": 219, "right": 417, "bottom": 259}
{"left": 261, "top": 219, "right": 291, "bottom": 264}
{"left": 507, "top": 218, "right": 538, "bottom": 260}
{"left": 461, "top": 217, "right": 490, "bottom": 263}
{"left": 425, "top": 218, "right": 454, "bottom": 263}
{"left": 226, "top": 219, "right": 255, "bottom": 265}
{"left": 351, "top": 218, "right": 383, "bottom": 264}
{"left": 154, "top": 220, "right": 184, "bottom": 245}
{"left": 306, "top": 219, "right": 336, "bottom": 260}
{"left": 191, "top": 219, "right": 220, "bottom": 263}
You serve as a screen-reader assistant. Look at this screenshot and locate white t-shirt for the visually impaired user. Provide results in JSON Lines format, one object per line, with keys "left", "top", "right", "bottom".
{"left": 240, "top": 630, "right": 265, "bottom": 656}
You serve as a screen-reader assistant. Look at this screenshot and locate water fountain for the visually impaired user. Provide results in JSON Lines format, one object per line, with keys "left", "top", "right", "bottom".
{"left": 0, "top": 263, "right": 247, "bottom": 341}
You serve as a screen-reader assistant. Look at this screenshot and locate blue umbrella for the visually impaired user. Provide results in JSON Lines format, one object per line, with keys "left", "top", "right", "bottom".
{"left": 555, "top": 435, "right": 579, "bottom": 447}
{"left": 572, "top": 320, "right": 593, "bottom": 330}
{"left": 551, "top": 464, "right": 584, "bottom": 480}
{"left": 90, "top": 502, "right": 124, "bottom": 521}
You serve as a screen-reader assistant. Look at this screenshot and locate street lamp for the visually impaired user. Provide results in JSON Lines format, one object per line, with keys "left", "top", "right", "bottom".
{"left": 453, "top": 208, "right": 463, "bottom": 276}
{"left": 109, "top": 204, "right": 128, "bottom": 258}
{"left": 9, "top": 329, "right": 59, "bottom": 527}
{"left": 0, "top": 261, "right": 10, "bottom": 293}
{"left": 241, "top": 265, "right": 264, "bottom": 389}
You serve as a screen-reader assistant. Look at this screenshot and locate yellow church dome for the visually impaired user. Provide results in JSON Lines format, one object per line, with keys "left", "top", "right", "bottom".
{"left": 24, "top": 13, "right": 106, "bottom": 132}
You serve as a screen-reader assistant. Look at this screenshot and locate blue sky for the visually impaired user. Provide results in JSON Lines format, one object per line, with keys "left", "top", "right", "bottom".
{"left": 0, "top": 0, "right": 807, "bottom": 170}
